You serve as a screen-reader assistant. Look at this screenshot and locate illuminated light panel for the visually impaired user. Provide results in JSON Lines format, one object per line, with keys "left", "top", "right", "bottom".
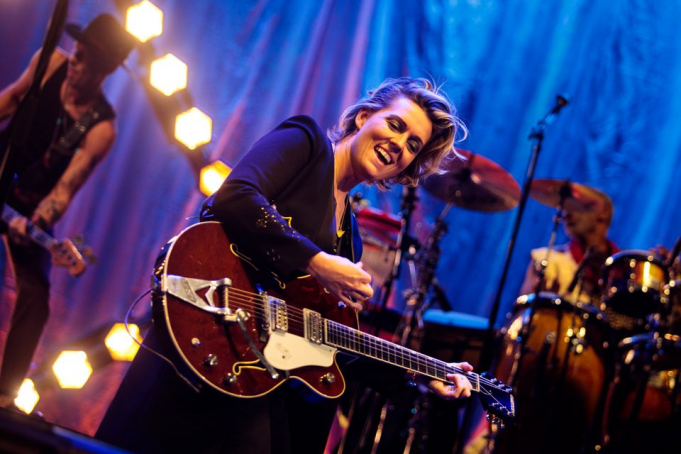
{"left": 52, "top": 351, "right": 93, "bottom": 389}
{"left": 14, "top": 379, "right": 39, "bottom": 414}
{"left": 175, "top": 107, "right": 212, "bottom": 150}
{"left": 200, "top": 161, "right": 232, "bottom": 196}
{"left": 150, "top": 54, "right": 188, "bottom": 96}
{"left": 126, "top": 0, "right": 163, "bottom": 43}
{"left": 105, "top": 323, "right": 142, "bottom": 361}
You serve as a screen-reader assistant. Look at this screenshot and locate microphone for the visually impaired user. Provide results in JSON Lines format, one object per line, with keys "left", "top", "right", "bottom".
{"left": 664, "top": 236, "right": 681, "bottom": 269}
{"left": 567, "top": 246, "right": 594, "bottom": 294}
{"left": 551, "top": 93, "right": 570, "bottom": 114}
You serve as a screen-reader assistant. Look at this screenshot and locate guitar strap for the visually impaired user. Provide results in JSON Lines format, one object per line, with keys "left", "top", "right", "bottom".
{"left": 48, "top": 96, "right": 115, "bottom": 160}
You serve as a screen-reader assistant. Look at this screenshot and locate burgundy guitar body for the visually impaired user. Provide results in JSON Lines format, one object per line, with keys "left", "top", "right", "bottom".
{"left": 152, "top": 221, "right": 355, "bottom": 399}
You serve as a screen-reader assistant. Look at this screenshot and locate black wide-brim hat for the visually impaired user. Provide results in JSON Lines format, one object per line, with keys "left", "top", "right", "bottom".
{"left": 65, "top": 14, "right": 136, "bottom": 73}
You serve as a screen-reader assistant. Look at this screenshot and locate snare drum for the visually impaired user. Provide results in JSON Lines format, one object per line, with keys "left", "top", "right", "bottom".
{"left": 601, "top": 250, "right": 667, "bottom": 327}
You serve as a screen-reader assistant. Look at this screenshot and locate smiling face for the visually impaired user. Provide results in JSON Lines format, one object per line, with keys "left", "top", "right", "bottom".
{"left": 349, "top": 97, "right": 433, "bottom": 184}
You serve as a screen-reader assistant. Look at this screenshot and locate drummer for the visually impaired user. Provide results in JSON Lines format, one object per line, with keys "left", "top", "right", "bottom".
{"left": 519, "top": 185, "right": 619, "bottom": 303}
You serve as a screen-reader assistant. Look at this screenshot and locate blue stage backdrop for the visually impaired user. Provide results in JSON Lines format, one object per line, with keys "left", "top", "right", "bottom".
{"left": 1, "top": 0, "right": 680, "bottom": 435}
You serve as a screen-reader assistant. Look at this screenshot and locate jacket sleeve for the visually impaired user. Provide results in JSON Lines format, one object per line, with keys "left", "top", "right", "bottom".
{"left": 201, "top": 117, "right": 325, "bottom": 279}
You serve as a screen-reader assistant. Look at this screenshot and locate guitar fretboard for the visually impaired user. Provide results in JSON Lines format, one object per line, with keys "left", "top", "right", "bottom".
{"left": 1, "top": 205, "right": 56, "bottom": 250}
{"left": 325, "top": 319, "right": 481, "bottom": 392}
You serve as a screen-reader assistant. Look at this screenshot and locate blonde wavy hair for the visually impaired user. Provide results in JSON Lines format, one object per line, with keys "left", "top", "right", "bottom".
{"left": 329, "top": 77, "right": 467, "bottom": 189}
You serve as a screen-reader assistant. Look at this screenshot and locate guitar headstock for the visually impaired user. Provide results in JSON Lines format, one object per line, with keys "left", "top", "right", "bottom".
{"left": 72, "top": 233, "right": 98, "bottom": 265}
{"left": 477, "top": 372, "right": 516, "bottom": 426}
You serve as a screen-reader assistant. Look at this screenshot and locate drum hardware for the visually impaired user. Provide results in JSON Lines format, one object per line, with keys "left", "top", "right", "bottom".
{"left": 505, "top": 180, "right": 573, "bottom": 390}
{"left": 395, "top": 203, "right": 452, "bottom": 351}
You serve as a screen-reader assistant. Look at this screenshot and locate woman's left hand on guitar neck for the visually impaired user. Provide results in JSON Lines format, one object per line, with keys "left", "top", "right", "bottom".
{"left": 427, "top": 362, "right": 474, "bottom": 400}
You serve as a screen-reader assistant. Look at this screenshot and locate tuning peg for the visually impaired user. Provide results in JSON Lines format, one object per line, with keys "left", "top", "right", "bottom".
{"left": 73, "top": 233, "right": 84, "bottom": 245}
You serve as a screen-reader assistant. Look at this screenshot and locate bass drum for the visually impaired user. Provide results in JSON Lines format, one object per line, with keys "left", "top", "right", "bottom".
{"left": 492, "top": 292, "right": 609, "bottom": 454}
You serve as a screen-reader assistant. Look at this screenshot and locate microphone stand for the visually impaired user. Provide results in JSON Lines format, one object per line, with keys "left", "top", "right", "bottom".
{"left": 372, "top": 185, "right": 417, "bottom": 335}
{"left": 479, "top": 94, "right": 570, "bottom": 371}
{"left": 455, "top": 94, "right": 569, "bottom": 454}
{"left": 0, "top": 0, "right": 70, "bottom": 206}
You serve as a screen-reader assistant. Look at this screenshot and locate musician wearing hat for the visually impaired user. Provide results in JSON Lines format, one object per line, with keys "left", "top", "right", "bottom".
{"left": 0, "top": 13, "right": 135, "bottom": 409}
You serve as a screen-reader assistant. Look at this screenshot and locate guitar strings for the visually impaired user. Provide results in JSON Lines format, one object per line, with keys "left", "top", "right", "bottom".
{"left": 220, "top": 289, "right": 507, "bottom": 392}
{"left": 203, "top": 287, "right": 508, "bottom": 392}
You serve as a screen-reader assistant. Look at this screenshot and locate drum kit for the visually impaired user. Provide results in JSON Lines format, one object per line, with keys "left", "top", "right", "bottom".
{"left": 353, "top": 149, "right": 681, "bottom": 454}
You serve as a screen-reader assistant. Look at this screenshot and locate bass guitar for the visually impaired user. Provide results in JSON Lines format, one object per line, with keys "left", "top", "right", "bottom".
{"left": 1, "top": 204, "right": 89, "bottom": 277}
{"left": 152, "top": 222, "right": 515, "bottom": 423}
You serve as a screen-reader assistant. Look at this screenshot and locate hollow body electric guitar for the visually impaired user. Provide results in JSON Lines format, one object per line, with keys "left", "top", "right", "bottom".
{"left": 152, "top": 222, "right": 516, "bottom": 423}
{"left": 1, "top": 204, "right": 87, "bottom": 277}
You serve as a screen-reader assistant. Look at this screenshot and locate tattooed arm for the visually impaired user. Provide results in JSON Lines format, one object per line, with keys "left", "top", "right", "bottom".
{"left": 31, "top": 119, "right": 116, "bottom": 229}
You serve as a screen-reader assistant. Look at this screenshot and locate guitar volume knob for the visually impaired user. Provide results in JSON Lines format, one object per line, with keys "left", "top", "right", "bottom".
{"left": 321, "top": 373, "right": 336, "bottom": 384}
{"left": 203, "top": 354, "right": 218, "bottom": 367}
{"left": 223, "top": 373, "right": 238, "bottom": 386}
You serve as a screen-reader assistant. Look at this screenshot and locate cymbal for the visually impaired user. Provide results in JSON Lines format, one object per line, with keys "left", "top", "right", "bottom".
{"left": 421, "top": 149, "right": 520, "bottom": 212}
{"left": 530, "top": 179, "right": 604, "bottom": 212}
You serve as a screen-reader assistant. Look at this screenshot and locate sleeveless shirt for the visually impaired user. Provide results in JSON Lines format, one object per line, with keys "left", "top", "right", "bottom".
{"left": 0, "top": 62, "right": 114, "bottom": 216}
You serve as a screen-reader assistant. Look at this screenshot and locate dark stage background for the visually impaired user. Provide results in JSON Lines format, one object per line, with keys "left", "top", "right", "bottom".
{"left": 1, "top": 0, "right": 680, "bottom": 437}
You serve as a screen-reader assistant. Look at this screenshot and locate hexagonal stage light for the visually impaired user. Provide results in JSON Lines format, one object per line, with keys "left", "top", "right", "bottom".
{"left": 105, "top": 323, "right": 142, "bottom": 361}
{"left": 14, "top": 379, "right": 40, "bottom": 414}
{"left": 175, "top": 107, "right": 212, "bottom": 150}
{"left": 150, "top": 53, "right": 188, "bottom": 96}
{"left": 126, "top": 0, "right": 163, "bottom": 43}
{"left": 199, "top": 161, "right": 232, "bottom": 196}
{"left": 52, "top": 351, "right": 93, "bottom": 389}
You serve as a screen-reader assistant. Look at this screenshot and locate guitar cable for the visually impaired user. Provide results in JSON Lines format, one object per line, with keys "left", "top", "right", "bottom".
{"left": 124, "top": 288, "right": 201, "bottom": 393}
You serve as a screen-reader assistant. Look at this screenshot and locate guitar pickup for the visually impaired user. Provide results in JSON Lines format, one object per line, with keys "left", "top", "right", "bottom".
{"left": 263, "top": 296, "right": 288, "bottom": 333}
{"left": 164, "top": 275, "right": 233, "bottom": 316}
{"left": 303, "top": 309, "right": 324, "bottom": 344}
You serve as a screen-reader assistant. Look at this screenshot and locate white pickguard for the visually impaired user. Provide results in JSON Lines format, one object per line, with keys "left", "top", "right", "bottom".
{"left": 263, "top": 331, "right": 336, "bottom": 370}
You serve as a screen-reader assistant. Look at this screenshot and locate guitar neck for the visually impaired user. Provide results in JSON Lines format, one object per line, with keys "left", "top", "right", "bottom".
{"left": 1, "top": 205, "right": 57, "bottom": 250}
{"left": 325, "top": 319, "right": 482, "bottom": 393}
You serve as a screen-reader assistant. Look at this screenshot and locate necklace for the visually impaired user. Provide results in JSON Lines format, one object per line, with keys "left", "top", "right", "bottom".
{"left": 333, "top": 141, "right": 351, "bottom": 236}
